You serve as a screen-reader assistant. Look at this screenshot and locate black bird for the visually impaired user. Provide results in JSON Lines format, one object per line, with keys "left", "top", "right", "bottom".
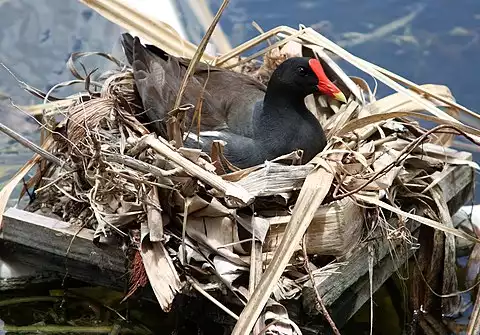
{"left": 121, "top": 33, "right": 346, "bottom": 168}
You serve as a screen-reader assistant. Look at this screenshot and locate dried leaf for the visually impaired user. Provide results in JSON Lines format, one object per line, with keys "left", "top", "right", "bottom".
{"left": 146, "top": 187, "right": 164, "bottom": 242}
{"left": 140, "top": 241, "right": 182, "bottom": 311}
{"left": 186, "top": 216, "right": 247, "bottom": 266}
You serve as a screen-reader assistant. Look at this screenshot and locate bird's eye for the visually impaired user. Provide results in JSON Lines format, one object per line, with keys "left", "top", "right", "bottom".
{"left": 297, "top": 66, "right": 307, "bottom": 76}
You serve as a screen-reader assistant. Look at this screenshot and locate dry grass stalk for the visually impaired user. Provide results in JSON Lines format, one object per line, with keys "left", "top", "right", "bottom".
{"left": 369, "top": 63, "right": 479, "bottom": 123}
{"left": 467, "top": 279, "right": 480, "bottom": 334}
{"left": 171, "top": 0, "right": 231, "bottom": 145}
{"left": 231, "top": 161, "right": 335, "bottom": 335}
{"left": 143, "top": 135, "right": 254, "bottom": 205}
{"left": 188, "top": 278, "right": 239, "bottom": 321}
{"left": 0, "top": 121, "right": 68, "bottom": 169}
{"left": 302, "top": 237, "right": 341, "bottom": 335}
{"left": 185, "top": 0, "right": 232, "bottom": 54}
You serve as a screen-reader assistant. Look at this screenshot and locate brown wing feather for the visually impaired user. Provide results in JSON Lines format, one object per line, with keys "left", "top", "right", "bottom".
{"left": 121, "top": 33, "right": 266, "bottom": 137}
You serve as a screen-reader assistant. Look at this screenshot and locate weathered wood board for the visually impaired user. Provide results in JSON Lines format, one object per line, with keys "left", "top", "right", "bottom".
{"left": 0, "top": 241, "right": 59, "bottom": 290}
{"left": 302, "top": 156, "right": 474, "bottom": 327}
{"left": 0, "top": 241, "right": 124, "bottom": 290}
{"left": 0, "top": 208, "right": 126, "bottom": 289}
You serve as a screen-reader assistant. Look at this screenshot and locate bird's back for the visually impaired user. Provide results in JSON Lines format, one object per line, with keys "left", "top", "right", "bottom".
{"left": 121, "top": 33, "right": 266, "bottom": 137}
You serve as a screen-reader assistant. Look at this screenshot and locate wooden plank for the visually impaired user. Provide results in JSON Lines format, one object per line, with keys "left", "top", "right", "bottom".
{"left": 326, "top": 233, "right": 418, "bottom": 327}
{"left": 302, "top": 156, "right": 474, "bottom": 327}
{"left": 0, "top": 211, "right": 158, "bottom": 301}
{"left": 0, "top": 241, "right": 59, "bottom": 290}
{"left": 0, "top": 241, "right": 125, "bottom": 290}
{"left": 0, "top": 208, "right": 125, "bottom": 273}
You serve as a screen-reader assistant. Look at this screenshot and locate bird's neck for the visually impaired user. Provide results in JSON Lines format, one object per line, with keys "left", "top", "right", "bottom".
{"left": 256, "top": 83, "right": 315, "bottom": 132}
{"left": 262, "top": 84, "right": 309, "bottom": 116}
{"left": 252, "top": 83, "right": 322, "bottom": 161}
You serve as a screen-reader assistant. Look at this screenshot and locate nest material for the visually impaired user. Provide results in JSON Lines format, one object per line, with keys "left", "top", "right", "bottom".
{"left": 17, "top": 32, "right": 478, "bottom": 333}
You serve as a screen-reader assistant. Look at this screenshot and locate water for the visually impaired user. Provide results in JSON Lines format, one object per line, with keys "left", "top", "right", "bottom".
{"left": 208, "top": 0, "right": 480, "bottom": 112}
{"left": 0, "top": 0, "right": 124, "bottom": 201}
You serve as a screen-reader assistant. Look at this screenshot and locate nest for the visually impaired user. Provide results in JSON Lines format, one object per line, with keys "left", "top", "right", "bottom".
{"left": 6, "top": 25, "right": 480, "bottom": 333}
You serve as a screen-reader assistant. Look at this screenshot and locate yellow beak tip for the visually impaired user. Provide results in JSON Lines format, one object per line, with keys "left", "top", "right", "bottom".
{"left": 333, "top": 92, "right": 347, "bottom": 103}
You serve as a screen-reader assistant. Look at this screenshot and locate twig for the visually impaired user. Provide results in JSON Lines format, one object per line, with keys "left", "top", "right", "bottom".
{"left": 173, "top": 0, "right": 231, "bottom": 110}
{"left": 104, "top": 153, "right": 182, "bottom": 177}
{"left": 0, "top": 120, "right": 71, "bottom": 170}
{"left": 35, "top": 170, "right": 76, "bottom": 193}
{"left": 143, "top": 134, "right": 254, "bottom": 206}
{"left": 188, "top": 277, "right": 239, "bottom": 320}
{"left": 302, "top": 236, "right": 341, "bottom": 335}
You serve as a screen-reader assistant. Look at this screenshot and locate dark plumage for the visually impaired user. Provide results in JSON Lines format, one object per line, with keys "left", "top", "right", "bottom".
{"left": 122, "top": 33, "right": 264, "bottom": 137}
{"left": 121, "top": 33, "right": 346, "bottom": 169}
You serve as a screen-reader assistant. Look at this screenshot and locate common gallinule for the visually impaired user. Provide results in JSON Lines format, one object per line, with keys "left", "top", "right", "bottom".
{"left": 121, "top": 33, "right": 347, "bottom": 168}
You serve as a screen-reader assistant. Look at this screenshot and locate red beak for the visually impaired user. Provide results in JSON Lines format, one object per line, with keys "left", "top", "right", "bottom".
{"left": 308, "top": 58, "right": 347, "bottom": 103}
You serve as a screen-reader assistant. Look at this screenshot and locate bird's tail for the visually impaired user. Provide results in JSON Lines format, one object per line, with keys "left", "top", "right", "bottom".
{"left": 121, "top": 33, "right": 185, "bottom": 137}
{"left": 120, "top": 33, "right": 135, "bottom": 65}
{"left": 120, "top": 33, "right": 228, "bottom": 139}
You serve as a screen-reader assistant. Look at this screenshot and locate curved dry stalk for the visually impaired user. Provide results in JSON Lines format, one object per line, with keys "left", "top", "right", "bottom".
{"left": 170, "top": 0, "right": 231, "bottom": 145}
{"left": 337, "top": 110, "right": 480, "bottom": 139}
{"left": 185, "top": 0, "right": 232, "bottom": 54}
{"left": 368, "top": 62, "right": 479, "bottom": 122}
{"left": 302, "top": 237, "right": 340, "bottom": 335}
{"left": 173, "top": 0, "right": 231, "bottom": 110}
{"left": 0, "top": 121, "right": 70, "bottom": 170}
{"left": 215, "top": 25, "right": 477, "bottom": 135}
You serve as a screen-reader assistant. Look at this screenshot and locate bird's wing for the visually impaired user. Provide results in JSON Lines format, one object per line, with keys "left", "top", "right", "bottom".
{"left": 123, "top": 35, "right": 229, "bottom": 136}
{"left": 122, "top": 34, "right": 266, "bottom": 136}
{"left": 184, "top": 131, "right": 261, "bottom": 169}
